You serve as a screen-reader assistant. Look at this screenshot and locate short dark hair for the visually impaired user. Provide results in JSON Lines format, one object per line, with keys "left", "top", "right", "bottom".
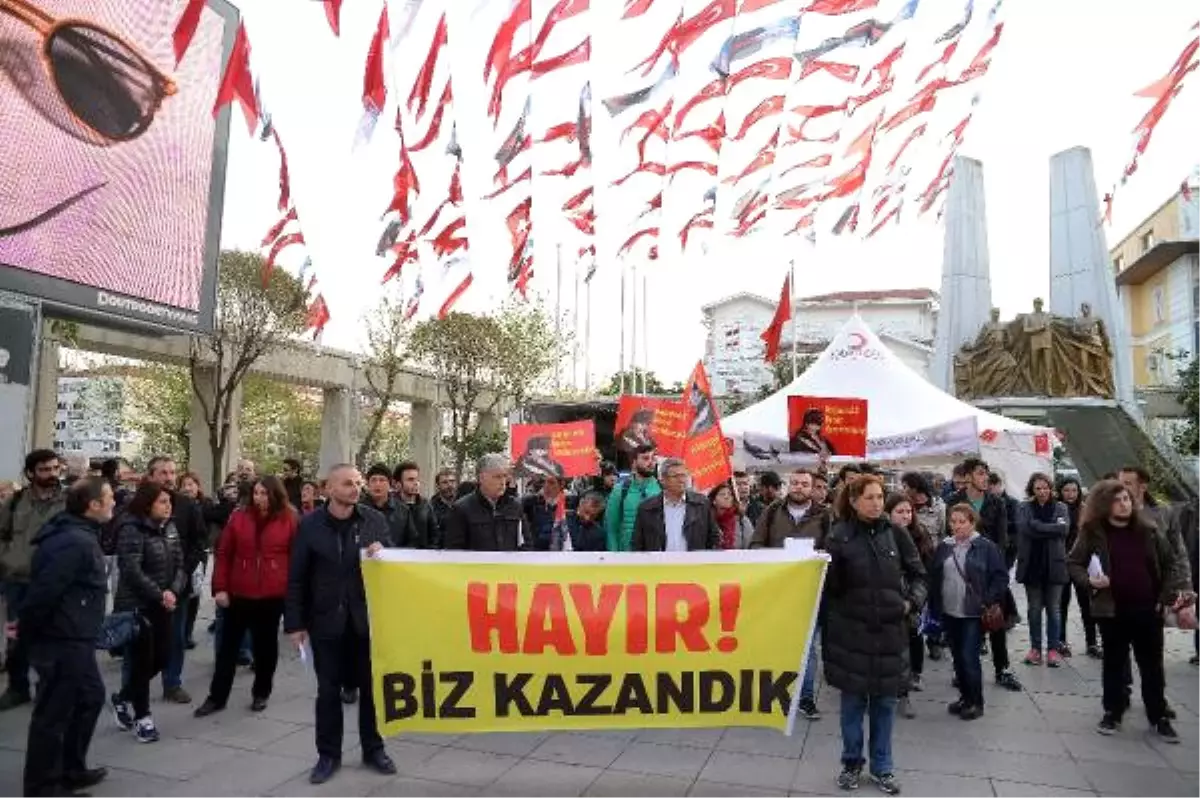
{"left": 126, "top": 480, "right": 169, "bottom": 518}
{"left": 66, "top": 477, "right": 109, "bottom": 516}
{"left": 812, "top": 471, "right": 828, "bottom": 485}
{"left": 633, "top": 443, "right": 656, "bottom": 457}
{"left": 1100, "top": 471, "right": 1117, "bottom": 480}
{"left": 600, "top": 461, "right": 618, "bottom": 476}
{"left": 435, "top": 468, "right": 455, "bottom": 484}
{"left": 901, "top": 471, "right": 932, "bottom": 498}
{"left": 1118, "top": 466, "right": 1150, "bottom": 484}
{"left": 961, "top": 457, "right": 988, "bottom": 475}
{"left": 393, "top": 461, "right": 419, "bottom": 482}
{"left": 283, "top": 458, "right": 302, "bottom": 473}
{"left": 836, "top": 463, "right": 861, "bottom": 483}
{"left": 24, "top": 448, "right": 58, "bottom": 477}
{"left": 579, "top": 490, "right": 606, "bottom": 506}
{"left": 759, "top": 471, "right": 782, "bottom": 489}
{"left": 100, "top": 458, "right": 123, "bottom": 480}
{"left": 988, "top": 472, "right": 1003, "bottom": 487}
{"left": 733, "top": 470, "right": 748, "bottom": 479}
{"left": 365, "top": 463, "right": 391, "bottom": 481}
{"left": 951, "top": 463, "right": 967, "bottom": 478}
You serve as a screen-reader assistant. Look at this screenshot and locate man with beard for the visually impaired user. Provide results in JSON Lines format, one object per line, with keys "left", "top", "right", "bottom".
{"left": 605, "top": 444, "right": 662, "bottom": 552}
{"left": 281, "top": 458, "right": 304, "bottom": 509}
{"left": 0, "top": 450, "right": 66, "bottom": 711}
{"left": 429, "top": 469, "right": 457, "bottom": 537}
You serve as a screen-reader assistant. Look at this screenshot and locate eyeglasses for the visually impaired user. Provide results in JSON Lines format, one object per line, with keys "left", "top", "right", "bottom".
{"left": 2, "top": 0, "right": 177, "bottom": 142}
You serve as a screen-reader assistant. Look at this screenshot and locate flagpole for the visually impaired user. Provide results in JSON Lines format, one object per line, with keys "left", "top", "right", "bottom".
{"left": 572, "top": 250, "right": 581, "bottom": 391}
{"left": 619, "top": 257, "right": 627, "bottom": 395}
{"left": 642, "top": 268, "right": 649, "bottom": 394}
{"left": 790, "top": 258, "right": 798, "bottom": 381}
{"left": 554, "top": 242, "right": 563, "bottom": 392}
{"left": 631, "top": 261, "right": 639, "bottom": 394}
{"left": 584, "top": 271, "right": 593, "bottom": 394}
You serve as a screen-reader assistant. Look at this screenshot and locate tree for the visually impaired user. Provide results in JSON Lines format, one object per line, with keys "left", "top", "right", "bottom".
{"left": 125, "top": 362, "right": 192, "bottom": 465}
{"left": 356, "top": 407, "right": 411, "bottom": 468}
{"left": 408, "top": 300, "right": 564, "bottom": 478}
{"left": 599, "top": 369, "right": 667, "bottom": 396}
{"left": 189, "top": 250, "right": 308, "bottom": 489}
{"left": 357, "top": 289, "right": 410, "bottom": 467}
{"left": 238, "top": 376, "right": 322, "bottom": 476}
{"left": 1171, "top": 355, "right": 1198, "bottom": 456}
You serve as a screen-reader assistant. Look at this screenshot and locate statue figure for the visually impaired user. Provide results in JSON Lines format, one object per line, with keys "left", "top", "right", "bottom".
{"left": 1066, "top": 302, "right": 1115, "bottom": 397}
{"left": 954, "top": 307, "right": 1018, "bottom": 398}
{"left": 1021, "top": 297, "right": 1053, "bottom": 394}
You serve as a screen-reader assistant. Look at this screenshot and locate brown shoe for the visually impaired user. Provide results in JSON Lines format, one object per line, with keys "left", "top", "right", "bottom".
{"left": 163, "top": 687, "right": 192, "bottom": 704}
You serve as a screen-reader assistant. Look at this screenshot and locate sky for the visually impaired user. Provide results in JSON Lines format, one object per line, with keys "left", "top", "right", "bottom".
{"left": 217, "top": 0, "right": 1200, "bottom": 385}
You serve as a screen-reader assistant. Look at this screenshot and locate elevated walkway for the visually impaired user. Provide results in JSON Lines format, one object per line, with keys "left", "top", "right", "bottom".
{"left": 974, "top": 397, "right": 1198, "bottom": 501}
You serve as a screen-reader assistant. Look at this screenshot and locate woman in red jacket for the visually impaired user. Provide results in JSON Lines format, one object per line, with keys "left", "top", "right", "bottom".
{"left": 195, "top": 476, "right": 297, "bottom": 716}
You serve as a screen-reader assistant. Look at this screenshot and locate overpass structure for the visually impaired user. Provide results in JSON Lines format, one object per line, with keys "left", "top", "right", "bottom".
{"left": 31, "top": 322, "right": 502, "bottom": 490}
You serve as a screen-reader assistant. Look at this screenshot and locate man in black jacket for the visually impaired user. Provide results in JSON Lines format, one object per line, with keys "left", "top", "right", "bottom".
{"left": 443, "top": 454, "right": 523, "bottom": 551}
{"left": 429, "top": 469, "right": 457, "bottom": 537}
{"left": 18, "top": 478, "right": 113, "bottom": 797}
{"left": 633, "top": 459, "right": 721, "bottom": 552}
{"left": 285, "top": 464, "right": 396, "bottom": 785}
{"left": 946, "top": 458, "right": 1022, "bottom": 691}
{"left": 392, "top": 461, "right": 440, "bottom": 548}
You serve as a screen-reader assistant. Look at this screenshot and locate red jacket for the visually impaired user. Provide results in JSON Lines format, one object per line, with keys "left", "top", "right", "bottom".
{"left": 213, "top": 507, "right": 298, "bottom": 600}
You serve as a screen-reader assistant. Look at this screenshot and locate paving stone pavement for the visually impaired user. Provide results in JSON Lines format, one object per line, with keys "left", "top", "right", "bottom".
{"left": 0, "top": 601, "right": 1196, "bottom": 797}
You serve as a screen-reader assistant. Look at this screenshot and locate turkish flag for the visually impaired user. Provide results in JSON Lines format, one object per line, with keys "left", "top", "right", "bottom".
{"left": 212, "top": 23, "right": 258, "bottom": 134}
{"left": 760, "top": 274, "right": 791, "bottom": 362}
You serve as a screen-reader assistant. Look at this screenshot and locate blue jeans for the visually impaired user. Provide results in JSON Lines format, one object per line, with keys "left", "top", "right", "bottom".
{"left": 944, "top": 615, "right": 984, "bottom": 706}
{"left": 800, "top": 631, "right": 819, "bottom": 703}
{"left": 839, "top": 692, "right": 897, "bottom": 776}
{"left": 1025, "top": 583, "right": 1063, "bottom": 652}
{"left": 213, "top": 606, "right": 253, "bottom": 660}
{"left": 120, "top": 605, "right": 190, "bottom": 692}
{"left": 3, "top": 582, "right": 30, "bottom": 695}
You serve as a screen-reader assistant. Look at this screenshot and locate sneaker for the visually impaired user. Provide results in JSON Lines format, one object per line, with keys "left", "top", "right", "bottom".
{"left": 1023, "top": 648, "right": 1042, "bottom": 666}
{"left": 1086, "top": 644, "right": 1103, "bottom": 659}
{"left": 797, "top": 698, "right": 821, "bottom": 720}
{"left": 110, "top": 694, "right": 134, "bottom": 731}
{"left": 959, "top": 704, "right": 983, "bottom": 721}
{"left": 1154, "top": 718, "right": 1181, "bottom": 744}
{"left": 1096, "top": 713, "right": 1120, "bottom": 735}
{"left": 162, "top": 687, "right": 192, "bottom": 704}
{"left": 909, "top": 674, "right": 923, "bottom": 692}
{"left": 995, "top": 670, "right": 1022, "bottom": 691}
{"left": 870, "top": 773, "right": 901, "bottom": 795}
{"left": 0, "top": 689, "right": 31, "bottom": 711}
{"left": 836, "top": 764, "right": 861, "bottom": 791}
{"left": 1046, "top": 650, "right": 1062, "bottom": 668}
{"left": 134, "top": 717, "right": 160, "bottom": 744}
{"left": 898, "top": 696, "right": 915, "bottom": 719}
{"left": 1057, "top": 642, "right": 1073, "bottom": 658}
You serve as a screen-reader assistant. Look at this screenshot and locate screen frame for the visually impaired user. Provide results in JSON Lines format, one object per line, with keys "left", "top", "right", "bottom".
{"left": 0, "top": 0, "right": 239, "bottom": 335}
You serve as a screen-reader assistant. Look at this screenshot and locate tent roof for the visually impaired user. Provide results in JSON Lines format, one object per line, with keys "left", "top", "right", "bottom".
{"left": 723, "top": 315, "right": 1043, "bottom": 440}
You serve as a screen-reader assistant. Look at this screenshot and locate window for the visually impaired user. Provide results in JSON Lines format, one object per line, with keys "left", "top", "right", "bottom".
{"left": 1141, "top": 231, "right": 1155, "bottom": 252}
{"left": 1153, "top": 286, "right": 1166, "bottom": 324}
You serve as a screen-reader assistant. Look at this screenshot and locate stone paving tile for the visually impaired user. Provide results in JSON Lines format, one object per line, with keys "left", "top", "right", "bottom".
{"left": 991, "top": 778, "right": 1099, "bottom": 797}
{"left": 528, "top": 731, "right": 631, "bottom": 768}
{"left": 259, "top": 727, "right": 361, "bottom": 761}
{"left": 584, "top": 770, "right": 692, "bottom": 796}
{"left": 608, "top": 741, "right": 714, "bottom": 780}
{"left": 486, "top": 758, "right": 604, "bottom": 796}
{"left": 87, "top": 735, "right": 243, "bottom": 780}
{"left": 1081, "top": 759, "right": 1199, "bottom": 797}
{"left": 715, "top": 726, "right": 805, "bottom": 759}
{"left": 636, "top": 727, "right": 727, "bottom": 748}
{"left": 264, "top": 762, "right": 400, "bottom": 797}
{"left": 1057, "top": 729, "right": 1172, "bottom": 766}
{"left": 366, "top": 775, "right": 483, "bottom": 796}
{"left": 194, "top": 714, "right": 306, "bottom": 751}
{"left": 88, "top": 767, "right": 189, "bottom": 797}
{"left": 404, "top": 746, "right": 522, "bottom": 787}
{"left": 452, "top": 730, "right": 549, "bottom": 757}
{"left": 888, "top": 770, "right": 995, "bottom": 796}
{"left": 176, "top": 750, "right": 309, "bottom": 796}
{"left": 697, "top": 750, "right": 800, "bottom": 791}
{"left": 688, "top": 778, "right": 788, "bottom": 796}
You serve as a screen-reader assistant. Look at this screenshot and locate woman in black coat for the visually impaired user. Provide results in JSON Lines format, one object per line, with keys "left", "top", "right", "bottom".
{"left": 112, "top": 481, "right": 185, "bottom": 744}
{"left": 823, "top": 475, "right": 926, "bottom": 795}
{"left": 1056, "top": 477, "right": 1099, "bottom": 658}
{"left": 1016, "top": 472, "right": 1070, "bottom": 667}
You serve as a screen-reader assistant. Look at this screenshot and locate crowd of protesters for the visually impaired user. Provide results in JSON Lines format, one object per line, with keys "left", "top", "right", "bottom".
{"left": 1, "top": 443, "right": 1196, "bottom": 796}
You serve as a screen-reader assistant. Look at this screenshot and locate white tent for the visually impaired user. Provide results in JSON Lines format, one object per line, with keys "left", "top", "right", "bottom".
{"left": 723, "top": 316, "right": 1055, "bottom": 486}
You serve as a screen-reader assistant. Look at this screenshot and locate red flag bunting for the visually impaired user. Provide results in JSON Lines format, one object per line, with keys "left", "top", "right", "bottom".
{"left": 760, "top": 273, "right": 791, "bottom": 362}
{"left": 323, "top": 0, "right": 342, "bottom": 36}
{"left": 172, "top": 0, "right": 205, "bottom": 68}
{"left": 212, "top": 23, "right": 259, "bottom": 134}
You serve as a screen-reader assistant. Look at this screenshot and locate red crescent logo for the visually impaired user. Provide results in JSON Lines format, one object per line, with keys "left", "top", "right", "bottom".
{"left": 848, "top": 332, "right": 867, "bottom": 350}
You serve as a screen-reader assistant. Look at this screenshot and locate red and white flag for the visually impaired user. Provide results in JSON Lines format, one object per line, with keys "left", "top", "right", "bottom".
{"left": 760, "top": 273, "right": 792, "bottom": 362}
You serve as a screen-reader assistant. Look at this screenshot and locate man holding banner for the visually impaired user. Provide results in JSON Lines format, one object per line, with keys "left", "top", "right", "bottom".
{"left": 632, "top": 459, "right": 721, "bottom": 552}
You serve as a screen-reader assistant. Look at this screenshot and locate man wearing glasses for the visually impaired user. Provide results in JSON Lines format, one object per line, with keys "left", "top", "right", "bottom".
{"left": 631, "top": 459, "right": 721, "bottom": 552}
{"left": 0, "top": 449, "right": 66, "bottom": 711}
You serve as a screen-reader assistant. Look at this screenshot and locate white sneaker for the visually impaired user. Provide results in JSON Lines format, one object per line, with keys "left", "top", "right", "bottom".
{"left": 135, "top": 717, "right": 160, "bottom": 744}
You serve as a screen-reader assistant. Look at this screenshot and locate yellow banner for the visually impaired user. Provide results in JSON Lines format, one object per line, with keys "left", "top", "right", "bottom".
{"left": 362, "top": 551, "right": 826, "bottom": 736}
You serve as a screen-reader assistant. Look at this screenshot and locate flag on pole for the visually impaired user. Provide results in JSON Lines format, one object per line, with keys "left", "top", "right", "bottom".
{"left": 760, "top": 273, "right": 792, "bottom": 362}
{"left": 212, "top": 23, "right": 259, "bottom": 134}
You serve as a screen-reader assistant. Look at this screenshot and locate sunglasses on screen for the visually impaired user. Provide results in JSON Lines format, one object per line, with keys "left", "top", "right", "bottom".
{"left": 1, "top": 0, "right": 177, "bottom": 142}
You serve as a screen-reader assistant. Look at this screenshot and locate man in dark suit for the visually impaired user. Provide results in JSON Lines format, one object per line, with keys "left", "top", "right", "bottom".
{"left": 285, "top": 464, "right": 396, "bottom": 786}
{"left": 443, "top": 454, "right": 524, "bottom": 551}
{"left": 946, "top": 457, "right": 1022, "bottom": 692}
{"left": 632, "top": 458, "right": 721, "bottom": 552}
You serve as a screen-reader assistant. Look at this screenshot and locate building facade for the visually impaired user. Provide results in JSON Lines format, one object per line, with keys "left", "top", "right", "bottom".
{"left": 1112, "top": 176, "right": 1200, "bottom": 387}
{"left": 701, "top": 288, "right": 939, "bottom": 396}
{"left": 53, "top": 375, "right": 137, "bottom": 462}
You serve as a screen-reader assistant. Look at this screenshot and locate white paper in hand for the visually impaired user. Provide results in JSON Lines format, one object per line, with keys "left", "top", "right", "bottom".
{"left": 298, "top": 640, "right": 315, "bottom": 679}
{"left": 1087, "top": 554, "right": 1104, "bottom": 579}
{"left": 784, "top": 537, "right": 817, "bottom": 559}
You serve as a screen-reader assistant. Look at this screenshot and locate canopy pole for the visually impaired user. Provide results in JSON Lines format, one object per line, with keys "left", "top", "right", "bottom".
{"left": 790, "top": 259, "right": 798, "bottom": 381}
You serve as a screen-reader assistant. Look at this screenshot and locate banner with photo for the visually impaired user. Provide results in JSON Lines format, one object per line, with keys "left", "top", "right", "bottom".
{"left": 787, "top": 396, "right": 869, "bottom": 458}
{"left": 682, "top": 362, "right": 731, "bottom": 492}
{"left": 510, "top": 421, "right": 599, "bottom": 480}
{"left": 613, "top": 396, "right": 689, "bottom": 458}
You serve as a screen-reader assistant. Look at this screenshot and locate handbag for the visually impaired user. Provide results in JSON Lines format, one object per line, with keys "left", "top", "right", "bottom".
{"left": 96, "top": 611, "right": 141, "bottom": 651}
{"left": 950, "top": 544, "right": 1005, "bottom": 633}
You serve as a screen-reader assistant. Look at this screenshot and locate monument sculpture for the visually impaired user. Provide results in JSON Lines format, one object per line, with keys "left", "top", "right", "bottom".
{"left": 954, "top": 299, "right": 1115, "bottom": 400}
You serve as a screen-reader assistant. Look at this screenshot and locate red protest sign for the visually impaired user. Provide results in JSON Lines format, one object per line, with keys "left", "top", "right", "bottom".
{"left": 614, "top": 396, "right": 688, "bottom": 458}
{"left": 787, "top": 396, "right": 868, "bottom": 458}
{"left": 510, "top": 421, "right": 599, "bottom": 479}
{"left": 682, "top": 362, "right": 732, "bottom": 492}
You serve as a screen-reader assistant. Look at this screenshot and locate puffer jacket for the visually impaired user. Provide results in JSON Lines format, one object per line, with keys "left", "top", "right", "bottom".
{"left": 113, "top": 515, "right": 186, "bottom": 613}
{"left": 213, "top": 507, "right": 298, "bottom": 600}
{"left": 0, "top": 486, "right": 66, "bottom": 582}
{"left": 821, "top": 516, "right": 927, "bottom": 697}
{"left": 1015, "top": 499, "right": 1070, "bottom": 585}
{"left": 20, "top": 512, "right": 107, "bottom": 644}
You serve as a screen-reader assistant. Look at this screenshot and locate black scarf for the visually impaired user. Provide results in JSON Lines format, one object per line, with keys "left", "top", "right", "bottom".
{"left": 1031, "top": 499, "right": 1058, "bottom": 523}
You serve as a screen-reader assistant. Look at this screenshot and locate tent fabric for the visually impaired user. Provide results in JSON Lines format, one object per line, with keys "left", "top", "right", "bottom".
{"left": 723, "top": 315, "right": 1054, "bottom": 475}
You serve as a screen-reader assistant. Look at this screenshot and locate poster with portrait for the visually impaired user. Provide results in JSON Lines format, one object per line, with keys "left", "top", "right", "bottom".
{"left": 0, "top": 0, "right": 236, "bottom": 331}
{"left": 682, "top": 361, "right": 732, "bottom": 493}
{"left": 510, "top": 421, "right": 599, "bottom": 480}
{"left": 613, "top": 396, "right": 688, "bottom": 458}
{"left": 787, "top": 396, "right": 868, "bottom": 458}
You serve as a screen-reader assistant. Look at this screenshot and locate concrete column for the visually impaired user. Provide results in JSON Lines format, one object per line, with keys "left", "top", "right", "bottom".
{"left": 476, "top": 410, "right": 501, "bottom": 436}
{"left": 1048, "top": 146, "right": 1136, "bottom": 410}
{"left": 318, "top": 387, "right": 353, "bottom": 479}
{"left": 931, "top": 156, "right": 994, "bottom": 393}
{"left": 188, "top": 366, "right": 242, "bottom": 493}
{"left": 410, "top": 401, "right": 441, "bottom": 489}
{"left": 30, "top": 332, "right": 60, "bottom": 451}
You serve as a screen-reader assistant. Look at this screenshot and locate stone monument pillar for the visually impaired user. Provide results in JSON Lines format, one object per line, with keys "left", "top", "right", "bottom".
{"left": 1048, "top": 147, "right": 1136, "bottom": 410}
{"left": 931, "top": 156, "right": 994, "bottom": 392}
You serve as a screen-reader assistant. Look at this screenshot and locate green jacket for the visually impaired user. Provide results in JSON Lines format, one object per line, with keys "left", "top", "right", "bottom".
{"left": 604, "top": 476, "right": 661, "bottom": 552}
{"left": 0, "top": 486, "right": 67, "bottom": 582}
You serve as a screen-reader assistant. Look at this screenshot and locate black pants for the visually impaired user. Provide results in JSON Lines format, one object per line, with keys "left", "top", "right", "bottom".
{"left": 23, "top": 641, "right": 104, "bottom": 797}
{"left": 185, "top": 593, "right": 200, "bottom": 643}
{"left": 1060, "top": 581, "right": 1097, "bottom": 647}
{"left": 908, "top": 629, "right": 924, "bottom": 676}
{"left": 945, "top": 616, "right": 985, "bottom": 707}
{"left": 311, "top": 625, "right": 382, "bottom": 760}
{"left": 1099, "top": 610, "right": 1166, "bottom": 722}
{"left": 121, "top": 606, "right": 172, "bottom": 719}
{"left": 208, "top": 597, "right": 284, "bottom": 706}
{"left": 988, "top": 627, "right": 1009, "bottom": 676}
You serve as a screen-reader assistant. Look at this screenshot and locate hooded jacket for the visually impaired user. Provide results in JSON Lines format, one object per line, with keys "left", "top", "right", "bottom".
{"left": 20, "top": 512, "right": 107, "bottom": 643}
